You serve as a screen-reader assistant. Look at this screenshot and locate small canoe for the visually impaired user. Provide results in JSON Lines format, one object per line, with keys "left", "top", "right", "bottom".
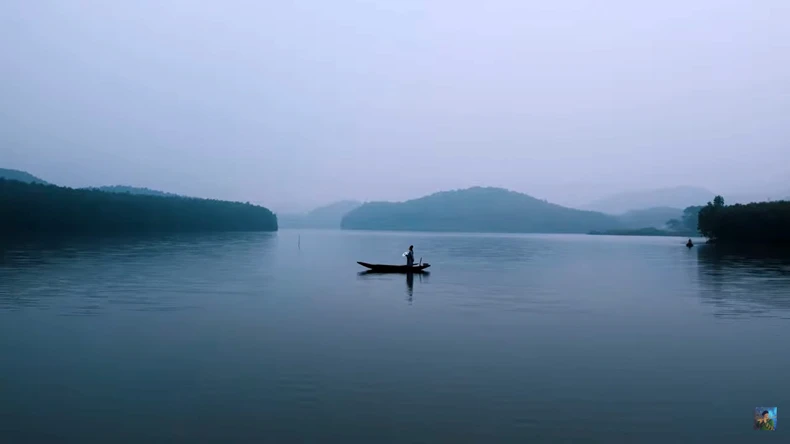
{"left": 357, "top": 261, "right": 431, "bottom": 273}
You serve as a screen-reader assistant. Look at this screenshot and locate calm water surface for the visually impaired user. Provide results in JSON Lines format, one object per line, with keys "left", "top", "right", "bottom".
{"left": 1, "top": 230, "right": 789, "bottom": 443}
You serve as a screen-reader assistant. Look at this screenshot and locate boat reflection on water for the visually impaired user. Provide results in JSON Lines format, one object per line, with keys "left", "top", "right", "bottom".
{"left": 357, "top": 270, "right": 430, "bottom": 304}
{"left": 404, "top": 271, "right": 431, "bottom": 304}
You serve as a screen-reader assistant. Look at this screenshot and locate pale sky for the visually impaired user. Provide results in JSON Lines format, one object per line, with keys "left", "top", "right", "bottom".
{"left": 2, "top": 0, "right": 788, "bottom": 213}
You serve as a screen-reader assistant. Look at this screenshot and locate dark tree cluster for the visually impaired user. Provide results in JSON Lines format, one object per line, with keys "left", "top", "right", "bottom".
{"left": 697, "top": 195, "right": 790, "bottom": 244}
{"left": 88, "top": 185, "right": 181, "bottom": 197}
{"left": 0, "top": 179, "right": 278, "bottom": 234}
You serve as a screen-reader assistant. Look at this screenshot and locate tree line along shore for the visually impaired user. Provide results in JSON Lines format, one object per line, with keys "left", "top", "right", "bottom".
{"left": 0, "top": 179, "right": 278, "bottom": 234}
{"left": 2, "top": 177, "right": 788, "bottom": 246}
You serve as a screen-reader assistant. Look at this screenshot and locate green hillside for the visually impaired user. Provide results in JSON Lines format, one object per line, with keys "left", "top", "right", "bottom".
{"left": 89, "top": 185, "right": 180, "bottom": 197}
{"left": 0, "top": 179, "right": 277, "bottom": 234}
{"left": 341, "top": 187, "right": 622, "bottom": 233}
{"left": 0, "top": 168, "right": 48, "bottom": 184}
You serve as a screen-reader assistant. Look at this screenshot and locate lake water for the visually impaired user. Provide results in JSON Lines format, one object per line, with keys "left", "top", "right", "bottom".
{"left": 1, "top": 230, "right": 789, "bottom": 443}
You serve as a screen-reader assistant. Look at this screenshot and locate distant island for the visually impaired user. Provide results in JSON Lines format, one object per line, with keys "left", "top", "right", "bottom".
{"left": 279, "top": 200, "right": 361, "bottom": 229}
{"left": 0, "top": 179, "right": 277, "bottom": 234}
{"left": 0, "top": 168, "right": 48, "bottom": 185}
{"left": 589, "top": 228, "right": 694, "bottom": 237}
{"left": 698, "top": 196, "right": 790, "bottom": 245}
{"left": 341, "top": 187, "right": 623, "bottom": 233}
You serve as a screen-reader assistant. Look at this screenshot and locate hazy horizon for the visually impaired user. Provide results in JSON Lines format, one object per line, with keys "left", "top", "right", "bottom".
{"left": 3, "top": 1, "right": 788, "bottom": 213}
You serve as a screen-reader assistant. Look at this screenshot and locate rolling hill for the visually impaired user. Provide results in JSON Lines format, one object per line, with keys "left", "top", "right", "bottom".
{"left": 0, "top": 179, "right": 277, "bottom": 234}
{"left": 0, "top": 168, "right": 48, "bottom": 184}
{"left": 341, "top": 187, "right": 622, "bottom": 233}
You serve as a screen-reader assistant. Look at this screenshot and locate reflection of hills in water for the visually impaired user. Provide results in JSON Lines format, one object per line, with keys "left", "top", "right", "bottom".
{"left": 0, "top": 232, "right": 276, "bottom": 264}
{"left": 0, "top": 232, "right": 276, "bottom": 314}
{"left": 695, "top": 244, "right": 790, "bottom": 319}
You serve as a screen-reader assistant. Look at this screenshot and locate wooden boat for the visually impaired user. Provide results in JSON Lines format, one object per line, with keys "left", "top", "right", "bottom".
{"left": 357, "top": 261, "right": 431, "bottom": 273}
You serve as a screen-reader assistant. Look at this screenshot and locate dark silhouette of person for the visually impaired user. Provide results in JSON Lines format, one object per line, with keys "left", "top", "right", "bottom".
{"left": 405, "top": 245, "right": 414, "bottom": 267}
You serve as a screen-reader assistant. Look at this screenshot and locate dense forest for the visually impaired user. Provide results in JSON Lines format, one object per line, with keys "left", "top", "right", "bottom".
{"left": 341, "top": 187, "right": 622, "bottom": 233}
{"left": 697, "top": 195, "right": 790, "bottom": 244}
{"left": 88, "top": 185, "right": 181, "bottom": 197}
{"left": 0, "top": 179, "right": 277, "bottom": 234}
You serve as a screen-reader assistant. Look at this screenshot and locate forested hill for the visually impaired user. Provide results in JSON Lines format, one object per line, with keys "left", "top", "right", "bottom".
{"left": 89, "top": 185, "right": 181, "bottom": 197}
{"left": 341, "top": 187, "right": 622, "bottom": 233}
{"left": 0, "top": 179, "right": 277, "bottom": 234}
{"left": 698, "top": 196, "right": 790, "bottom": 244}
{"left": 0, "top": 168, "right": 48, "bottom": 184}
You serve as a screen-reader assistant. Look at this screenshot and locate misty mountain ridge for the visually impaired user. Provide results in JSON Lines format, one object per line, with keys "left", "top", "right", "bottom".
{"left": 725, "top": 190, "right": 790, "bottom": 205}
{"left": 585, "top": 186, "right": 715, "bottom": 214}
{"left": 341, "top": 187, "right": 623, "bottom": 233}
{"left": 279, "top": 200, "right": 362, "bottom": 229}
{"left": 616, "top": 207, "right": 683, "bottom": 229}
{"left": 5, "top": 166, "right": 784, "bottom": 219}
{"left": 0, "top": 168, "right": 48, "bottom": 185}
{"left": 0, "top": 169, "right": 188, "bottom": 198}
{"left": 585, "top": 185, "right": 790, "bottom": 215}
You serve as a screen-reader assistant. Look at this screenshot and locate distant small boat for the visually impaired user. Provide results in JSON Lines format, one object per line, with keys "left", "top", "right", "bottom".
{"left": 686, "top": 240, "right": 694, "bottom": 248}
{"left": 357, "top": 261, "right": 431, "bottom": 273}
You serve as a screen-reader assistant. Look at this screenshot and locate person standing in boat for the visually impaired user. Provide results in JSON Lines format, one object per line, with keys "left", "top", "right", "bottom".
{"left": 404, "top": 245, "right": 415, "bottom": 267}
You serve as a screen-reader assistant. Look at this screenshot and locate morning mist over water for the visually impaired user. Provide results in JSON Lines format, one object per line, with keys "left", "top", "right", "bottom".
{"left": 2, "top": 231, "right": 790, "bottom": 442}
{"left": 1, "top": 0, "right": 789, "bottom": 442}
